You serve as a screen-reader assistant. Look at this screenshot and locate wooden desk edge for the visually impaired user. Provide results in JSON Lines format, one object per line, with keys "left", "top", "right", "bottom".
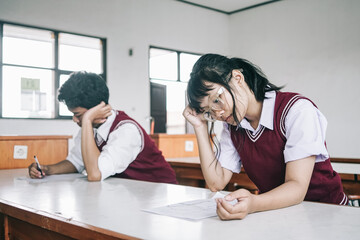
{"left": 150, "top": 134, "right": 196, "bottom": 139}
{"left": 0, "top": 135, "right": 73, "bottom": 141}
{"left": 331, "top": 158, "right": 360, "bottom": 164}
{"left": 167, "top": 157, "right": 360, "bottom": 164}
{"left": 0, "top": 199, "right": 139, "bottom": 240}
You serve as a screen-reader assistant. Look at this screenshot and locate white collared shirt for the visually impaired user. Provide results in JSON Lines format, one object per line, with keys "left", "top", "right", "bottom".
{"left": 66, "top": 110, "right": 142, "bottom": 180}
{"left": 218, "top": 91, "right": 329, "bottom": 173}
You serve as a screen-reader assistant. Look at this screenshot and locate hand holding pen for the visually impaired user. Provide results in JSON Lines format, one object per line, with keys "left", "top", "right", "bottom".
{"left": 33, "top": 155, "right": 45, "bottom": 178}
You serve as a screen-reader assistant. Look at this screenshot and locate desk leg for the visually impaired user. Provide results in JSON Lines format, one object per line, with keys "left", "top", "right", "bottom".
{"left": 0, "top": 213, "right": 3, "bottom": 240}
{"left": 1, "top": 214, "right": 8, "bottom": 240}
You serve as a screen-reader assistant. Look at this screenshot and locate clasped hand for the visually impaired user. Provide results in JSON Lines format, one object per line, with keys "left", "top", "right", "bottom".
{"left": 215, "top": 188, "right": 255, "bottom": 220}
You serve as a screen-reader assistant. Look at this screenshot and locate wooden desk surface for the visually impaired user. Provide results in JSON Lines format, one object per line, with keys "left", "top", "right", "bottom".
{"left": 0, "top": 135, "right": 72, "bottom": 140}
{"left": 167, "top": 157, "right": 360, "bottom": 174}
{"left": 0, "top": 169, "right": 359, "bottom": 240}
{"left": 167, "top": 157, "right": 200, "bottom": 164}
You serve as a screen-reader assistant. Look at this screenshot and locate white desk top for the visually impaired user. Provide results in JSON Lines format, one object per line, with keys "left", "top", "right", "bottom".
{"left": 0, "top": 169, "right": 359, "bottom": 240}
{"left": 331, "top": 162, "right": 360, "bottom": 174}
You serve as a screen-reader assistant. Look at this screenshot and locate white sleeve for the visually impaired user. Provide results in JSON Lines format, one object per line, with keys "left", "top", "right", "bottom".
{"left": 66, "top": 130, "right": 85, "bottom": 173}
{"left": 218, "top": 122, "right": 242, "bottom": 173}
{"left": 97, "top": 122, "right": 142, "bottom": 180}
{"left": 284, "top": 99, "right": 329, "bottom": 163}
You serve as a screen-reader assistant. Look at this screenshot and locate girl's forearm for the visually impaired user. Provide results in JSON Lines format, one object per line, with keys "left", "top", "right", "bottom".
{"left": 194, "top": 125, "right": 231, "bottom": 191}
{"left": 251, "top": 180, "right": 307, "bottom": 213}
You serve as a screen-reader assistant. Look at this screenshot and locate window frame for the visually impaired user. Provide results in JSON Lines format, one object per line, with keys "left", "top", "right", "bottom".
{"left": 149, "top": 46, "right": 202, "bottom": 83}
{"left": 0, "top": 21, "right": 107, "bottom": 120}
{"left": 149, "top": 46, "right": 202, "bottom": 134}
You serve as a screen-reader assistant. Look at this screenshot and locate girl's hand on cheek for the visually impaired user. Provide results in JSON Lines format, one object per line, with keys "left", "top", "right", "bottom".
{"left": 183, "top": 105, "right": 207, "bottom": 129}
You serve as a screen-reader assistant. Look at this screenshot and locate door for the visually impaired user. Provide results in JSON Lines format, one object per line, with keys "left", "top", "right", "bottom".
{"left": 150, "top": 82, "right": 166, "bottom": 133}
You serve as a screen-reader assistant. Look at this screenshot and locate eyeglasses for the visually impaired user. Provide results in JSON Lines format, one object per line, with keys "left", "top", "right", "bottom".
{"left": 203, "top": 87, "right": 226, "bottom": 122}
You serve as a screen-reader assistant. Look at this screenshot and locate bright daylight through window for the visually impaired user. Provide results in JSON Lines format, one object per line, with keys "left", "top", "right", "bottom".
{"left": 0, "top": 22, "right": 105, "bottom": 119}
{"left": 149, "top": 47, "right": 200, "bottom": 134}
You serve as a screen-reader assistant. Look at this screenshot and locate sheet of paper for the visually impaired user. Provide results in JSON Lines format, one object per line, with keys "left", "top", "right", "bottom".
{"left": 143, "top": 192, "right": 237, "bottom": 221}
{"left": 16, "top": 173, "right": 86, "bottom": 183}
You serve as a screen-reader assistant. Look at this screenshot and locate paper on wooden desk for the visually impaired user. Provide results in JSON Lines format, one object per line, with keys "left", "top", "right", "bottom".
{"left": 143, "top": 192, "right": 237, "bottom": 221}
{"left": 16, "top": 173, "right": 86, "bottom": 183}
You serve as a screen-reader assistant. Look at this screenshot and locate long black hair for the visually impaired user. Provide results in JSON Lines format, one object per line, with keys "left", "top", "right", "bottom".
{"left": 186, "top": 53, "right": 282, "bottom": 157}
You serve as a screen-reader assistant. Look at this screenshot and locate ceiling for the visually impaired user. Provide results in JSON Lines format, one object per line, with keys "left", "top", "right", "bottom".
{"left": 176, "top": 0, "right": 282, "bottom": 14}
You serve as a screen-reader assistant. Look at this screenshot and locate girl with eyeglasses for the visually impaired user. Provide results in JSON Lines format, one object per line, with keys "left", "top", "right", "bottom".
{"left": 183, "top": 53, "right": 347, "bottom": 220}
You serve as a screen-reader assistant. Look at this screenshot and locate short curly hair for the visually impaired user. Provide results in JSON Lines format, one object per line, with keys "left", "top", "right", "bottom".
{"left": 58, "top": 71, "right": 109, "bottom": 109}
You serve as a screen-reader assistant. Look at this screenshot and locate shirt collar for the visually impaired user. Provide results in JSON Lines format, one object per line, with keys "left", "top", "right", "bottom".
{"left": 94, "top": 110, "right": 116, "bottom": 141}
{"left": 238, "top": 90, "right": 276, "bottom": 132}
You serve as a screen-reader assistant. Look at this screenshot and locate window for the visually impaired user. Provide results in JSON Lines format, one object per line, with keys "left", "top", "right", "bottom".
{"left": 0, "top": 22, "right": 106, "bottom": 119}
{"left": 149, "top": 47, "right": 201, "bottom": 134}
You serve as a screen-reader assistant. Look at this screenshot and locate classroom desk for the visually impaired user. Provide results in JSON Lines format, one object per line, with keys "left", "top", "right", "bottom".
{"left": 167, "top": 157, "right": 360, "bottom": 196}
{"left": 331, "top": 162, "right": 360, "bottom": 174}
{"left": 167, "top": 157, "right": 258, "bottom": 192}
{"left": 0, "top": 169, "right": 359, "bottom": 240}
{"left": 331, "top": 158, "right": 360, "bottom": 195}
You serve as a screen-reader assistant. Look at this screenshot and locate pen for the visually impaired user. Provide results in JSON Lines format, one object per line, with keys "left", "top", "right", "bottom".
{"left": 34, "top": 155, "right": 44, "bottom": 177}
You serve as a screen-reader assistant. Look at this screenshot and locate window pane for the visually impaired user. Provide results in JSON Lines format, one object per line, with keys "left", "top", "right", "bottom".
{"left": 180, "top": 53, "right": 200, "bottom": 82}
{"left": 3, "top": 24, "right": 54, "bottom": 68}
{"left": 59, "top": 33, "right": 102, "bottom": 73}
{"left": 2, "top": 66, "right": 54, "bottom": 118}
{"left": 149, "top": 48, "right": 178, "bottom": 81}
{"left": 151, "top": 80, "right": 187, "bottom": 134}
{"left": 58, "top": 74, "right": 73, "bottom": 116}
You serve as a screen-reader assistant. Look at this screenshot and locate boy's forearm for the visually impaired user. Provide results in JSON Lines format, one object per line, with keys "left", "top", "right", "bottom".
{"left": 81, "top": 120, "right": 102, "bottom": 181}
{"left": 45, "top": 160, "right": 77, "bottom": 175}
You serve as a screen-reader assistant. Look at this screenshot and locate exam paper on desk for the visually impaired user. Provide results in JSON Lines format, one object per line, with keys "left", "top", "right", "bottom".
{"left": 143, "top": 192, "right": 237, "bottom": 221}
{"left": 16, "top": 173, "right": 86, "bottom": 183}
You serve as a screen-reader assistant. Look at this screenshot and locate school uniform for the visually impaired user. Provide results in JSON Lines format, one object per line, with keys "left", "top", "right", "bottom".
{"left": 218, "top": 91, "right": 348, "bottom": 205}
{"left": 67, "top": 110, "right": 177, "bottom": 184}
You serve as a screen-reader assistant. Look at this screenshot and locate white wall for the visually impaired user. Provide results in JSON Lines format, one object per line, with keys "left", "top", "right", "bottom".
{"left": 1, "top": 0, "right": 359, "bottom": 158}
{"left": 229, "top": 0, "right": 360, "bottom": 158}
{"left": 0, "top": 0, "right": 229, "bottom": 148}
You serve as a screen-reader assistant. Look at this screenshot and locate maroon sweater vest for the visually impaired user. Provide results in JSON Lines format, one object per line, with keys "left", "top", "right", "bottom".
{"left": 230, "top": 92, "right": 347, "bottom": 204}
{"left": 97, "top": 111, "right": 177, "bottom": 184}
